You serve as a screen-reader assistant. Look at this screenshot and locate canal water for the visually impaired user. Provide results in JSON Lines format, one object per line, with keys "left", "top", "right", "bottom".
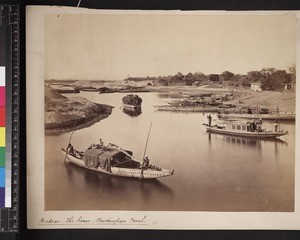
{"left": 45, "top": 92, "right": 295, "bottom": 211}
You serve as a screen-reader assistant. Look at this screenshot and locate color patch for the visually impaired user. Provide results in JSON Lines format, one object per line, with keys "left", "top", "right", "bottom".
{"left": 0, "top": 147, "right": 4, "bottom": 167}
{"left": 0, "top": 127, "right": 5, "bottom": 146}
{"left": 0, "top": 187, "right": 4, "bottom": 207}
{"left": 0, "top": 66, "right": 5, "bottom": 86}
{"left": 0, "top": 107, "right": 4, "bottom": 126}
{"left": 0, "top": 168, "right": 5, "bottom": 187}
{"left": 0, "top": 87, "right": 5, "bottom": 106}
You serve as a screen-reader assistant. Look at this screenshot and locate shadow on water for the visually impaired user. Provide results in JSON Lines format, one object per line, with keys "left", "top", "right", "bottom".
{"left": 64, "top": 162, "right": 174, "bottom": 197}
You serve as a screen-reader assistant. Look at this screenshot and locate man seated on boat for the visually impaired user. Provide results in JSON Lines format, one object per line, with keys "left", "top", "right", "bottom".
{"left": 139, "top": 156, "right": 150, "bottom": 179}
{"left": 142, "top": 156, "right": 150, "bottom": 169}
{"left": 66, "top": 143, "right": 74, "bottom": 155}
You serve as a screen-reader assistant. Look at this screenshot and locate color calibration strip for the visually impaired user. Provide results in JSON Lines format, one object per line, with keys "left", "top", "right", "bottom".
{"left": 0, "top": 65, "right": 6, "bottom": 208}
{"left": 0, "top": 5, "right": 18, "bottom": 232}
{"left": 0, "top": 22, "right": 12, "bottom": 209}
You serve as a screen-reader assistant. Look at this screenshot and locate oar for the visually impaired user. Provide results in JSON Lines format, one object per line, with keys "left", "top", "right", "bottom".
{"left": 119, "top": 104, "right": 124, "bottom": 109}
{"left": 64, "top": 119, "right": 78, "bottom": 162}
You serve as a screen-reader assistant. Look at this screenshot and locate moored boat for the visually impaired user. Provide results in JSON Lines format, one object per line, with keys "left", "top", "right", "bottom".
{"left": 122, "top": 94, "right": 142, "bottom": 110}
{"left": 62, "top": 143, "right": 174, "bottom": 179}
{"left": 203, "top": 120, "right": 288, "bottom": 139}
{"left": 153, "top": 105, "right": 220, "bottom": 112}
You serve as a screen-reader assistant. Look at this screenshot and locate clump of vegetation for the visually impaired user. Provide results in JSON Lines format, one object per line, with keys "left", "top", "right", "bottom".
{"left": 125, "top": 65, "right": 295, "bottom": 91}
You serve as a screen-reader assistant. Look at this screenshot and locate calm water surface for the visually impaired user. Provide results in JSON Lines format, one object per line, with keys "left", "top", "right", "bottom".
{"left": 45, "top": 92, "right": 295, "bottom": 211}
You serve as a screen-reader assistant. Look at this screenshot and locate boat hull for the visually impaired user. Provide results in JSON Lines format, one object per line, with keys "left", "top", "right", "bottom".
{"left": 205, "top": 126, "right": 287, "bottom": 139}
{"left": 123, "top": 104, "right": 141, "bottom": 110}
{"left": 62, "top": 149, "right": 173, "bottom": 179}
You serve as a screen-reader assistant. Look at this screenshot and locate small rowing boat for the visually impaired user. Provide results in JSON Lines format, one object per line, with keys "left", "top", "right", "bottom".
{"left": 62, "top": 143, "right": 174, "bottom": 179}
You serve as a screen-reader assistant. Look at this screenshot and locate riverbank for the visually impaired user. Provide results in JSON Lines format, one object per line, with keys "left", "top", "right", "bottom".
{"left": 148, "top": 86, "right": 295, "bottom": 113}
{"left": 45, "top": 86, "right": 113, "bottom": 135}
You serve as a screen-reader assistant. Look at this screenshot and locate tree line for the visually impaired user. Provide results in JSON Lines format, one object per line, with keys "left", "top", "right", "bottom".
{"left": 125, "top": 65, "right": 296, "bottom": 91}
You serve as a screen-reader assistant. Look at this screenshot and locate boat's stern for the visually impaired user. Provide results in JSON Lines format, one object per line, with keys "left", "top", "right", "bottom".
{"left": 142, "top": 168, "right": 174, "bottom": 179}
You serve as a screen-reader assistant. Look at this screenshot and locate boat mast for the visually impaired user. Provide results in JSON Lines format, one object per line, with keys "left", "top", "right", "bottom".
{"left": 64, "top": 119, "right": 78, "bottom": 162}
{"left": 143, "top": 121, "right": 153, "bottom": 159}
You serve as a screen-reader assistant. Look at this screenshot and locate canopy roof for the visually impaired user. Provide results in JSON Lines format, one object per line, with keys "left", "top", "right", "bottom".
{"left": 84, "top": 146, "right": 133, "bottom": 169}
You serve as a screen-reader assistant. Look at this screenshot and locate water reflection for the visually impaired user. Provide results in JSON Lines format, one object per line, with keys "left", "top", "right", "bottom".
{"left": 64, "top": 162, "right": 174, "bottom": 198}
{"left": 122, "top": 107, "right": 142, "bottom": 117}
{"left": 206, "top": 132, "right": 287, "bottom": 147}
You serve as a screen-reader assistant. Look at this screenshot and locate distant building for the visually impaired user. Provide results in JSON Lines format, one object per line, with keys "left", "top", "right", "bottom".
{"left": 250, "top": 82, "right": 262, "bottom": 92}
{"left": 282, "top": 82, "right": 295, "bottom": 91}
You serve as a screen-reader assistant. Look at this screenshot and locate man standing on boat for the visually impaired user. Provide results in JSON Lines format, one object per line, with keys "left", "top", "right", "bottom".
{"left": 99, "top": 139, "right": 104, "bottom": 146}
{"left": 207, "top": 114, "right": 212, "bottom": 126}
{"left": 274, "top": 119, "right": 279, "bottom": 132}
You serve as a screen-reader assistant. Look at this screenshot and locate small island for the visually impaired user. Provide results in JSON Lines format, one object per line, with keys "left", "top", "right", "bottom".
{"left": 45, "top": 86, "right": 113, "bottom": 135}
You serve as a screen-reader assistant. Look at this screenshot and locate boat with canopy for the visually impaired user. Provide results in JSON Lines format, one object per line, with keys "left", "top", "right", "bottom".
{"left": 62, "top": 143, "right": 174, "bottom": 179}
{"left": 203, "top": 120, "right": 288, "bottom": 139}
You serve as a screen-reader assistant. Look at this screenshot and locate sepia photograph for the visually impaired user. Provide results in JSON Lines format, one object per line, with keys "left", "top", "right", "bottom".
{"left": 43, "top": 12, "right": 296, "bottom": 212}
{"left": 26, "top": 6, "right": 300, "bottom": 229}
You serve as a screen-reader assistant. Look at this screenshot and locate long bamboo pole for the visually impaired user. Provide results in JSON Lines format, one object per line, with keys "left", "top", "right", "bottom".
{"left": 143, "top": 121, "right": 153, "bottom": 159}
{"left": 140, "top": 121, "right": 153, "bottom": 180}
{"left": 64, "top": 119, "right": 78, "bottom": 162}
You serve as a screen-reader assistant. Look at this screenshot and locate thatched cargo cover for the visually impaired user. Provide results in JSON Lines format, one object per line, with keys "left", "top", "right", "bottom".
{"left": 84, "top": 147, "right": 133, "bottom": 171}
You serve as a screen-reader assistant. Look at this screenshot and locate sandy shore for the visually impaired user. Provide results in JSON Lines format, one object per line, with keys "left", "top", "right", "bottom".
{"left": 45, "top": 86, "right": 113, "bottom": 135}
{"left": 45, "top": 105, "right": 113, "bottom": 135}
{"left": 149, "top": 86, "right": 295, "bottom": 113}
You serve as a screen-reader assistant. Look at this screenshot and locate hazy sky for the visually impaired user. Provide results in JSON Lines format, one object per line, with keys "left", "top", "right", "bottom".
{"left": 44, "top": 13, "right": 296, "bottom": 80}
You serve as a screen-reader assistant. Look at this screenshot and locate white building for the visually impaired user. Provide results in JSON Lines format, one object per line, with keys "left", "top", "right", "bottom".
{"left": 250, "top": 82, "right": 262, "bottom": 92}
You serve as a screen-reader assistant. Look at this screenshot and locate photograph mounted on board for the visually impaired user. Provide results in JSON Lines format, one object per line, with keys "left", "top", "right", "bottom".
{"left": 44, "top": 13, "right": 296, "bottom": 212}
